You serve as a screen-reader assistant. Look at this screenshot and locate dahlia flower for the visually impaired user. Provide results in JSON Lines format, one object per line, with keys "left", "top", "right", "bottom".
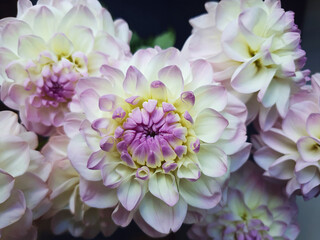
{"left": 66, "top": 47, "right": 249, "bottom": 236}
{"left": 188, "top": 161, "right": 299, "bottom": 240}
{"left": 0, "top": 0, "right": 131, "bottom": 135}
{"left": 182, "top": 0, "right": 308, "bottom": 129}
{"left": 254, "top": 74, "right": 320, "bottom": 199}
{"left": 42, "top": 135, "right": 117, "bottom": 238}
{"left": 0, "top": 111, "right": 51, "bottom": 239}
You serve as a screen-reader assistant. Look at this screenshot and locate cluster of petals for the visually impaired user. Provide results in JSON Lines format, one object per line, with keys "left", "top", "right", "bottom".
{"left": 182, "top": 0, "right": 308, "bottom": 129}
{"left": 41, "top": 134, "right": 118, "bottom": 238}
{"left": 188, "top": 161, "right": 299, "bottom": 240}
{"left": 0, "top": 0, "right": 131, "bottom": 136}
{"left": 254, "top": 74, "right": 320, "bottom": 199}
{"left": 66, "top": 47, "right": 250, "bottom": 236}
{"left": 0, "top": 111, "right": 51, "bottom": 239}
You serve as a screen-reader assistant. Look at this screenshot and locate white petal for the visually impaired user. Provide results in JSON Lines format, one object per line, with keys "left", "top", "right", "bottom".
{"left": 18, "top": 35, "right": 46, "bottom": 59}
{"left": 0, "top": 137, "right": 30, "bottom": 177}
{"left": 194, "top": 108, "right": 228, "bottom": 143}
{"left": 148, "top": 172, "right": 179, "bottom": 207}
{"left": 197, "top": 144, "right": 228, "bottom": 177}
{"left": 117, "top": 177, "right": 142, "bottom": 211}
{"left": 68, "top": 134, "right": 101, "bottom": 181}
{"left": 139, "top": 193, "right": 187, "bottom": 234}
{"left": 15, "top": 172, "right": 48, "bottom": 210}
{"left": 79, "top": 177, "right": 118, "bottom": 209}
{"left": 193, "top": 85, "right": 227, "bottom": 112}
{"left": 158, "top": 65, "right": 184, "bottom": 99}
{"left": 179, "top": 175, "right": 222, "bottom": 209}
{"left": 0, "top": 189, "right": 26, "bottom": 229}
{"left": 0, "top": 170, "right": 15, "bottom": 204}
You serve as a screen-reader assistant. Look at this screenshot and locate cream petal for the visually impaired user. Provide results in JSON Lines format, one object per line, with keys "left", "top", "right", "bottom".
{"left": 0, "top": 170, "right": 15, "bottom": 204}
{"left": 33, "top": 6, "right": 56, "bottom": 41}
{"left": 111, "top": 203, "right": 134, "bottom": 227}
{"left": 194, "top": 108, "right": 228, "bottom": 143}
{"left": 261, "top": 128, "right": 296, "bottom": 154}
{"left": 254, "top": 146, "right": 281, "bottom": 171}
{"left": 0, "top": 137, "right": 30, "bottom": 177}
{"left": 179, "top": 175, "right": 222, "bottom": 209}
{"left": 1, "top": 20, "right": 33, "bottom": 52}
{"left": 58, "top": 5, "right": 97, "bottom": 32}
{"left": 158, "top": 65, "right": 184, "bottom": 99}
{"left": 117, "top": 177, "right": 142, "bottom": 211}
{"left": 193, "top": 85, "right": 227, "bottom": 113}
{"left": 231, "top": 57, "right": 276, "bottom": 94}
{"left": 187, "top": 59, "right": 214, "bottom": 89}
{"left": 48, "top": 33, "right": 74, "bottom": 57}
{"left": 15, "top": 172, "right": 48, "bottom": 210}
{"left": 282, "top": 109, "right": 308, "bottom": 142}
{"left": 18, "top": 35, "right": 47, "bottom": 59}
{"left": 0, "top": 189, "right": 26, "bottom": 229}
{"left": 297, "top": 136, "right": 320, "bottom": 162}
{"left": 79, "top": 89, "right": 103, "bottom": 122}
{"left": 79, "top": 177, "right": 118, "bottom": 209}
{"left": 306, "top": 113, "right": 320, "bottom": 140}
{"left": 67, "top": 26, "right": 94, "bottom": 54}
{"left": 133, "top": 211, "right": 167, "bottom": 238}
{"left": 67, "top": 134, "right": 101, "bottom": 181}
{"left": 123, "top": 66, "right": 148, "bottom": 96}
{"left": 148, "top": 172, "right": 179, "bottom": 207}
{"left": 197, "top": 144, "right": 228, "bottom": 178}
{"left": 268, "top": 155, "right": 296, "bottom": 180}
{"left": 139, "top": 193, "right": 187, "bottom": 234}
{"left": 17, "top": 0, "right": 33, "bottom": 18}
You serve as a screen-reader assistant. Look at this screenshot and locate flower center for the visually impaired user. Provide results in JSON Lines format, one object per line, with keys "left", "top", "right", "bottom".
{"left": 27, "top": 59, "right": 80, "bottom": 108}
{"left": 113, "top": 99, "right": 192, "bottom": 169}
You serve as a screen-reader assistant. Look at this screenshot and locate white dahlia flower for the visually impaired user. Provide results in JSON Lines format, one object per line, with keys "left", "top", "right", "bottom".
{"left": 188, "top": 162, "right": 299, "bottom": 240}
{"left": 42, "top": 134, "right": 118, "bottom": 238}
{"left": 0, "top": 111, "right": 51, "bottom": 240}
{"left": 66, "top": 47, "right": 250, "bottom": 236}
{"left": 254, "top": 74, "right": 320, "bottom": 199}
{"left": 0, "top": 0, "right": 131, "bottom": 135}
{"left": 182, "top": 0, "right": 308, "bottom": 129}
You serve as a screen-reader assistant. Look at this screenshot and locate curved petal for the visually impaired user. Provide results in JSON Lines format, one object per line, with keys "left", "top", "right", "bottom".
{"left": 79, "top": 177, "right": 118, "bottom": 209}
{"left": 148, "top": 172, "right": 179, "bottom": 207}
{"left": 0, "top": 170, "right": 15, "bottom": 204}
{"left": 179, "top": 175, "right": 222, "bottom": 209}
{"left": 0, "top": 137, "right": 30, "bottom": 177}
{"left": 261, "top": 128, "right": 297, "bottom": 154}
{"left": 0, "top": 189, "right": 26, "bottom": 229}
{"left": 193, "top": 85, "right": 227, "bottom": 113}
{"left": 297, "top": 136, "right": 320, "bottom": 162}
{"left": 111, "top": 203, "right": 134, "bottom": 227}
{"left": 15, "top": 172, "right": 48, "bottom": 210}
{"left": 194, "top": 108, "right": 228, "bottom": 143}
{"left": 67, "top": 134, "right": 101, "bottom": 181}
{"left": 158, "top": 65, "right": 184, "bottom": 99}
{"left": 306, "top": 113, "right": 320, "bottom": 140}
{"left": 117, "top": 177, "right": 142, "bottom": 211}
{"left": 139, "top": 193, "right": 187, "bottom": 234}
{"left": 197, "top": 144, "right": 228, "bottom": 177}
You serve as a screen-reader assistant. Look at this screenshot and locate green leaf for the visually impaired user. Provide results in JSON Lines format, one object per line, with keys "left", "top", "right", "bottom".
{"left": 153, "top": 29, "right": 176, "bottom": 49}
{"left": 130, "top": 29, "right": 176, "bottom": 53}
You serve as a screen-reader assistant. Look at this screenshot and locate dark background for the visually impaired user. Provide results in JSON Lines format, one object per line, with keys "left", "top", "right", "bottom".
{"left": 0, "top": 0, "right": 310, "bottom": 239}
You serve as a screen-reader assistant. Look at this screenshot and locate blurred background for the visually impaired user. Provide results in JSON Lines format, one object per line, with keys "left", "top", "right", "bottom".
{"left": 0, "top": 0, "right": 319, "bottom": 239}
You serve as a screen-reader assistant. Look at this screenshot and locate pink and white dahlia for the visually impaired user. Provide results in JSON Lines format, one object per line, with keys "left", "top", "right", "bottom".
{"left": 254, "top": 74, "right": 320, "bottom": 199}
{"left": 188, "top": 161, "right": 299, "bottom": 240}
{"left": 182, "top": 0, "right": 308, "bottom": 128}
{"left": 0, "top": 111, "right": 51, "bottom": 240}
{"left": 42, "top": 135, "right": 117, "bottom": 238}
{"left": 0, "top": 0, "right": 131, "bottom": 135}
{"left": 67, "top": 47, "right": 249, "bottom": 236}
